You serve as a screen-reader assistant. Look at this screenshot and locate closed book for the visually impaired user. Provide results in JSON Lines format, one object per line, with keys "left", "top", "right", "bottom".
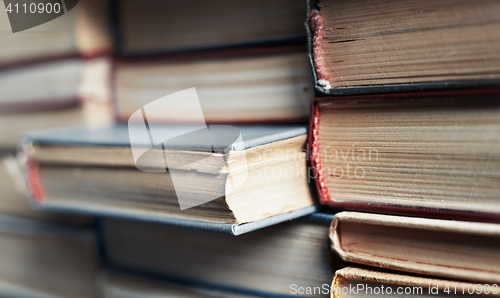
{"left": 309, "top": 88, "right": 500, "bottom": 220}
{"left": 114, "top": 46, "right": 314, "bottom": 124}
{"left": 0, "top": 0, "right": 113, "bottom": 68}
{"left": 0, "top": 57, "right": 113, "bottom": 150}
{"left": 0, "top": 215, "right": 98, "bottom": 298}
{"left": 100, "top": 213, "right": 335, "bottom": 298}
{"left": 331, "top": 212, "right": 500, "bottom": 283}
{"left": 306, "top": 0, "right": 500, "bottom": 95}
{"left": 332, "top": 267, "right": 498, "bottom": 298}
{"left": 113, "top": 0, "right": 307, "bottom": 56}
{"left": 22, "top": 124, "right": 317, "bottom": 232}
{"left": 0, "top": 154, "right": 89, "bottom": 225}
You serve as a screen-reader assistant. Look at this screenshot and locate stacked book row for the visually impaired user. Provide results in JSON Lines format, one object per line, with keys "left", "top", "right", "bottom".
{"left": 1, "top": 0, "right": 500, "bottom": 297}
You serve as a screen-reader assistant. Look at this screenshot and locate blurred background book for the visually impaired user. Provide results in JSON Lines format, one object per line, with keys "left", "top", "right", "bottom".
{"left": 0, "top": 0, "right": 112, "bottom": 296}
{"left": 0, "top": 0, "right": 112, "bottom": 66}
{"left": 0, "top": 215, "right": 97, "bottom": 298}
{"left": 112, "top": 0, "right": 307, "bottom": 55}
{"left": 100, "top": 214, "right": 333, "bottom": 297}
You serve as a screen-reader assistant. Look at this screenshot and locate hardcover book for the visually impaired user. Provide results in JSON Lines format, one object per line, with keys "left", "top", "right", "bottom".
{"left": 306, "top": 0, "right": 500, "bottom": 95}
{"left": 0, "top": 154, "right": 89, "bottom": 225}
{"left": 0, "top": 58, "right": 113, "bottom": 150}
{"left": 309, "top": 88, "right": 500, "bottom": 220}
{"left": 114, "top": 47, "right": 314, "bottom": 123}
{"left": 0, "top": 0, "right": 112, "bottom": 68}
{"left": 113, "top": 0, "right": 307, "bottom": 55}
{"left": 100, "top": 213, "right": 336, "bottom": 298}
{"left": 0, "top": 215, "right": 97, "bottom": 298}
{"left": 22, "top": 124, "right": 317, "bottom": 232}
{"left": 332, "top": 267, "right": 497, "bottom": 298}
{"left": 331, "top": 212, "right": 500, "bottom": 283}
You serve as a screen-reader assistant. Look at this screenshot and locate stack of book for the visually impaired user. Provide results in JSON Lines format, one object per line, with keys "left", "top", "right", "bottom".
{"left": 307, "top": 0, "right": 500, "bottom": 296}
{"left": 3, "top": 0, "right": 500, "bottom": 297}
{"left": 0, "top": 0, "right": 113, "bottom": 151}
{"left": 0, "top": 0, "right": 111, "bottom": 297}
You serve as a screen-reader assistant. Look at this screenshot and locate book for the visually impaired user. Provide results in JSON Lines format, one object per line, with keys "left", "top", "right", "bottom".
{"left": 114, "top": 47, "right": 314, "bottom": 123}
{"left": 0, "top": 58, "right": 83, "bottom": 112}
{"left": 99, "top": 213, "right": 335, "bottom": 298}
{"left": 0, "top": 214, "right": 98, "bottom": 298}
{"left": 306, "top": 0, "right": 500, "bottom": 95}
{"left": 0, "top": 0, "right": 113, "bottom": 67}
{"left": 0, "top": 153, "right": 89, "bottom": 225}
{"left": 0, "top": 57, "right": 113, "bottom": 150}
{"left": 113, "top": 0, "right": 307, "bottom": 55}
{"left": 22, "top": 124, "right": 317, "bottom": 228}
{"left": 332, "top": 267, "right": 498, "bottom": 298}
{"left": 331, "top": 212, "right": 500, "bottom": 283}
{"left": 309, "top": 88, "right": 500, "bottom": 220}
{"left": 97, "top": 271, "right": 263, "bottom": 298}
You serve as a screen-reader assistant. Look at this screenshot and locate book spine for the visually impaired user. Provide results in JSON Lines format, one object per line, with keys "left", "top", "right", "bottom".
{"left": 25, "top": 157, "right": 45, "bottom": 204}
{"left": 20, "top": 140, "right": 46, "bottom": 206}
{"left": 309, "top": 100, "right": 330, "bottom": 204}
{"left": 309, "top": 9, "right": 330, "bottom": 90}
{"left": 305, "top": 0, "right": 322, "bottom": 94}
